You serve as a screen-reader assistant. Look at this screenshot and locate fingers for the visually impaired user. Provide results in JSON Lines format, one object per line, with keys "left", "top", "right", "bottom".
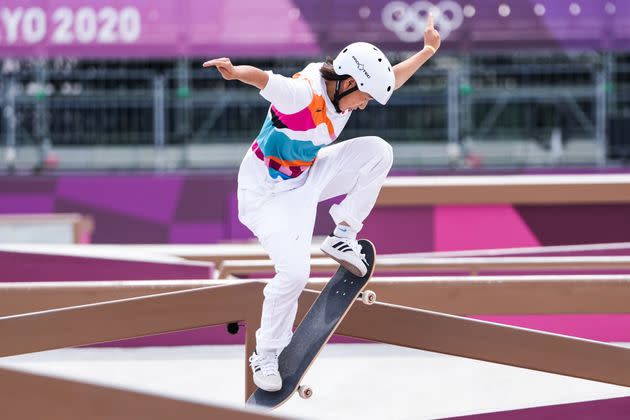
{"left": 201, "top": 57, "right": 235, "bottom": 80}
{"left": 427, "top": 12, "right": 434, "bottom": 29}
{"left": 202, "top": 57, "right": 231, "bottom": 68}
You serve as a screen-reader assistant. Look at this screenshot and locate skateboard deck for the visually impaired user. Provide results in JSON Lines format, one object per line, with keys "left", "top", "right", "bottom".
{"left": 247, "top": 239, "right": 376, "bottom": 409}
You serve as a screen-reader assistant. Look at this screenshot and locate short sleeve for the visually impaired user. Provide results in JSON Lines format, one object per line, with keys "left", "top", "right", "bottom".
{"left": 259, "top": 71, "right": 313, "bottom": 114}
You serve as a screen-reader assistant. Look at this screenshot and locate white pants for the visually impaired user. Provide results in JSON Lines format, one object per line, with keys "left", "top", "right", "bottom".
{"left": 237, "top": 136, "right": 393, "bottom": 352}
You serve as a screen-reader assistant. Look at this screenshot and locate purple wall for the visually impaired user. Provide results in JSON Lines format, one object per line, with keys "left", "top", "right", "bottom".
{"left": 449, "top": 395, "right": 630, "bottom": 420}
{"left": 1, "top": 0, "right": 628, "bottom": 59}
{"left": 4, "top": 172, "right": 630, "bottom": 253}
{"left": 0, "top": 173, "right": 240, "bottom": 244}
{"left": 4, "top": 172, "right": 630, "bottom": 345}
{"left": 0, "top": 250, "right": 213, "bottom": 282}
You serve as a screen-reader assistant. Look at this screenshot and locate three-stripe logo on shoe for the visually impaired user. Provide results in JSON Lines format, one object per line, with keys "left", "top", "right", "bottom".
{"left": 333, "top": 241, "right": 353, "bottom": 253}
{"left": 360, "top": 256, "right": 369, "bottom": 270}
{"left": 331, "top": 239, "right": 370, "bottom": 274}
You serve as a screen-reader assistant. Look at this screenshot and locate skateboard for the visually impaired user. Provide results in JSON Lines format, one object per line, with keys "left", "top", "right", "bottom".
{"left": 247, "top": 239, "right": 376, "bottom": 409}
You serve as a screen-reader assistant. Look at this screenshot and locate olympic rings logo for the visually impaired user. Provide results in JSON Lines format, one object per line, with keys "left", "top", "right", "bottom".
{"left": 382, "top": 1, "right": 464, "bottom": 42}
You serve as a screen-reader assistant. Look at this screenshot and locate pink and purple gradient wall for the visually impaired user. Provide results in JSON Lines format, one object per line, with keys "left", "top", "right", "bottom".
{"left": 4, "top": 171, "right": 630, "bottom": 346}
{"left": 3, "top": 172, "right": 630, "bottom": 253}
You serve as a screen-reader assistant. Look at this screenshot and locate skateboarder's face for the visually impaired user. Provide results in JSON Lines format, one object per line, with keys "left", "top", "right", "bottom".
{"left": 337, "top": 78, "right": 374, "bottom": 112}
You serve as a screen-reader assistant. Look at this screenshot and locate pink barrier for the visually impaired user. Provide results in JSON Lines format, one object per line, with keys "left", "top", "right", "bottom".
{"left": 0, "top": 251, "right": 213, "bottom": 282}
{"left": 448, "top": 395, "right": 630, "bottom": 419}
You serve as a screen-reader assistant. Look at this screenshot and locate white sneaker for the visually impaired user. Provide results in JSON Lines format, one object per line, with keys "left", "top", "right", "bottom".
{"left": 249, "top": 351, "right": 282, "bottom": 392}
{"left": 320, "top": 235, "right": 369, "bottom": 277}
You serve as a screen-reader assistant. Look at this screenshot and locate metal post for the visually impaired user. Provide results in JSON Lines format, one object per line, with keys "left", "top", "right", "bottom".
{"left": 175, "top": 59, "right": 192, "bottom": 169}
{"left": 153, "top": 75, "right": 166, "bottom": 169}
{"left": 35, "top": 59, "right": 51, "bottom": 167}
{"left": 447, "top": 64, "right": 461, "bottom": 165}
{"left": 595, "top": 54, "right": 611, "bottom": 166}
{"left": 175, "top": 59, "right": 191, "bottom": 140}
{"left": 459, "top": 55, "right": 472, "bottom": 139}
{"left": 4, "top": 76, "right": 17, "bottom": 170}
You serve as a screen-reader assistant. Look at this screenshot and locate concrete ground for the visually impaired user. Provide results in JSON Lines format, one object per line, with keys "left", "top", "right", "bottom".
{"left": 2, "top": 343, "right": 629, "bottom": 420}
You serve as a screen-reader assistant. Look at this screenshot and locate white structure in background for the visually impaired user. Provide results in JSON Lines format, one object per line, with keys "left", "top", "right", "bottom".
{"left": 0, "top": 214, "right": 93, "bottom": 244}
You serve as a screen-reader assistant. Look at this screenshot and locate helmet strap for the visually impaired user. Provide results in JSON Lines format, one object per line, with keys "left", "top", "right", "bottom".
{"left": 333, "top": 80, "right": 359, "bottom": 113}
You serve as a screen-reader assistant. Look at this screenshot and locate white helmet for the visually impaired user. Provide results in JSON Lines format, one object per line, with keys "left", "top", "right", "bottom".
{"left": 332, "top": 42, "right": 395, "bottom": 105}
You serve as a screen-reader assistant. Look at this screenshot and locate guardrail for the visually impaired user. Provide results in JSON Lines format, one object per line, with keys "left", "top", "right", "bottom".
{"left": 3, "top": 275, "right": 630, "bottom": 317}
{"left": 0, "top": 366, "right": 278, "bottom": 420}
{"left": 1, "top": 281, "right": 629, "bottom": 405}
{"left": 217, "top": 256, "right": 630, "bottom": 278}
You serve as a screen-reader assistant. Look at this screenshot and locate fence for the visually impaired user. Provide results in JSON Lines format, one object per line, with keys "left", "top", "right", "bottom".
{"left": 2, "top": 53, "right": 630, "bottom": 168}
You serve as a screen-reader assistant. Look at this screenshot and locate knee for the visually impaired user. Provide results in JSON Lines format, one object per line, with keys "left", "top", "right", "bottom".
{"left": 380, "top": 138, "right": 394, "bottom": 170}
{"left": 264, "top": 261, "right": 311, "bottom": 297}
{"left": 363, "top": 136, "right": 394, "bottom": 172}
{"left": 286, "top": 263, "right": 311, "bottom": 286}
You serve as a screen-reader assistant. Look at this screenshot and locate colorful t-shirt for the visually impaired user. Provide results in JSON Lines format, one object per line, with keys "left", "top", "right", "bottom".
{"left": 254, "top": 62, "right": 352, "bottom": 182}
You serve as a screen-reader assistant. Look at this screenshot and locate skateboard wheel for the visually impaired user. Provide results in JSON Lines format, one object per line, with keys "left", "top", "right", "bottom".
{"left": 297, "top": 385, "right": 313, "bottom": 399}
{"left": 361, "top": 290, "right": 376, "bottom": 305}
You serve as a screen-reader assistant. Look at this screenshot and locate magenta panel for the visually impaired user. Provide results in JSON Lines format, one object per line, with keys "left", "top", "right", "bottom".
{"left": 472, "top": 314, "right": 630, "bottom": 342}
{"left": 448, "top": 395, "right": 630, "bottom": 420}
{"left": 435, "top": 205, "right": 540, "bottom": 252}
{"left": 0, "top": 250, "right": 213, "bottom": 281}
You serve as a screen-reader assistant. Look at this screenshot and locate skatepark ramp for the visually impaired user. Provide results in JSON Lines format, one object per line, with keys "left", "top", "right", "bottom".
{"left": 0, "top": 244, "right": 215, "bottom": 282}
{"left": 217, "top": 255, "right": 630, "bottom": 278}
{"left": 378, "top": 174, "right": 630, "bottom": 206}
{"left": 3, "top": 242, "right": 630, "bottom": 416}
{"left": 1, "top": 279, "right": 630, "bottom": 416}
{"left": 0, "top": 365, "right": 279, "bottom": 420}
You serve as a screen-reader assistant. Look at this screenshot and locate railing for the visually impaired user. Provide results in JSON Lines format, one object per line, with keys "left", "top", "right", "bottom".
{"left": 3, "top": 228, "right": 630, "bottom": 416}
{"left": 217, "top": 256, "right": 630, "bottom": 278}
{"left": 3, "top": 275, "right": 630, "bottom": 317}
{"left": 1, "top": 365, "right": 277, "bottom": 420}
{"left": 6, "top": 241, "right": 627, "bottom": 265}
{"left": 2, "top": 281, "right": 629, "bottom": 407}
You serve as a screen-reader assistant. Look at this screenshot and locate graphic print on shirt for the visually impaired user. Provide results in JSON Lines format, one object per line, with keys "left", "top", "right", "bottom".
{"left": 254, "top": 63, "right": 351, "bottom": 180}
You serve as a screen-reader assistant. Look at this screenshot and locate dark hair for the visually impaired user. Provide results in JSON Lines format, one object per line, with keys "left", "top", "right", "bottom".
{"left": 319, "top": 56, "right": 350, "bottom": 81}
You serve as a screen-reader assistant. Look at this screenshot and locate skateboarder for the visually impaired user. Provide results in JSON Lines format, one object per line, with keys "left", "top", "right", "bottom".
{"left": 203, "top": 16, "right": 440, "bottom": 393}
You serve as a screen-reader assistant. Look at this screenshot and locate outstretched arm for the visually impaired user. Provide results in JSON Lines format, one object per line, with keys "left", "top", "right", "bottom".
{"left": 393, "top": 13, "right": 441, "bottom": 90}
{"left": 202, "top": 58, "right": 269, "bottom": 90}
{"left": 202, "top": 57, "right": 312, "bottom": 114}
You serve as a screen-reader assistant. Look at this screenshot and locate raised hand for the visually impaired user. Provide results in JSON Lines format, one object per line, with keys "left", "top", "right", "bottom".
{"left": 424, "top": 13, "right": 441, "bottom": 53}
{"left": 202, "top": 57, "right": 240, "bottom": 80}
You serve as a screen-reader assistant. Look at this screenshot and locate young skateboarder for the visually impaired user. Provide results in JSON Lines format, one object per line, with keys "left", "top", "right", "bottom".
{"left": 203, "top": 15, "right": 440, "bottom": 392}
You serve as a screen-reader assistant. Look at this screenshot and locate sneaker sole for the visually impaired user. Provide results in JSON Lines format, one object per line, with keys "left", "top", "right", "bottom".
{"left": 322, "top": 249, "right": 366, "bottom": 277}
{"left": 253, "top": 376, "right": 282, "bottom": 392}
